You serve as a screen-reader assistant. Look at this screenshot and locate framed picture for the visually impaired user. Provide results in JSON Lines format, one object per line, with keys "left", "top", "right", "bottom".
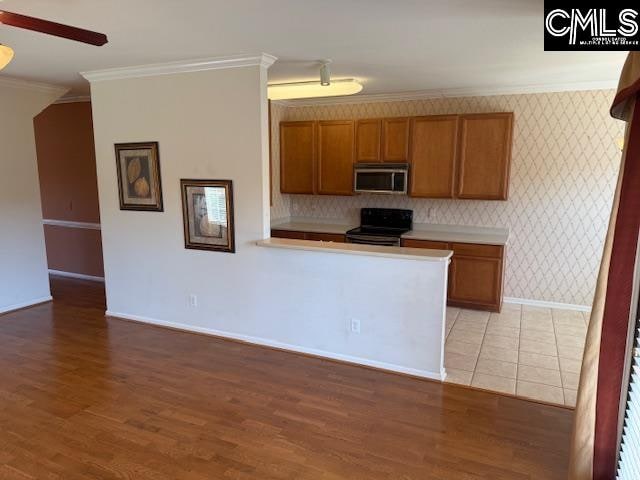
{"left": 180, "top": 179, "right": 235, "bottom": 253}
{"left": 114, "top": 142, "right": 163, "bottom": 211}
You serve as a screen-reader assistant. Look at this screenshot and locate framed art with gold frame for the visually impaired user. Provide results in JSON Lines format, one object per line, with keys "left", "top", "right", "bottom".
{"left": 180, "top": 179, "right": 235, "bottom": 253}
{"left": 114, "top": 142, "right": 163, "bottom": 211}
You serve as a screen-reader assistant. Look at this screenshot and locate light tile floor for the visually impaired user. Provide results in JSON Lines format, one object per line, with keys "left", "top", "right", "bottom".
{"left": 444, "top": 303, "right": 588, "bottom": 407}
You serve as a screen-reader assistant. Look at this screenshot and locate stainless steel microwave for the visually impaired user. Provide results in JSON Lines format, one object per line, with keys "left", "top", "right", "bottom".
{"left": 353, "top": 163, "right": 409, "bottom": 194}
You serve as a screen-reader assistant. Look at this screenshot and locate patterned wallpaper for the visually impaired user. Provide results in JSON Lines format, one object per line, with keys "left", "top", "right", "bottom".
{"left": 270, "top": 90, "right": 624, "bottom": 306}
{"left": 270, "top": 101, "right": 290, "bottom": 220}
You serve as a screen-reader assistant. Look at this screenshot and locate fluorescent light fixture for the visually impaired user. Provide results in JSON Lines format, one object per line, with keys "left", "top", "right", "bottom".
{"left": 0, "top": 44, "right": 14, "bottom": 70}
{"left": 267, "top": 78, "right": 363, "bottom": 100}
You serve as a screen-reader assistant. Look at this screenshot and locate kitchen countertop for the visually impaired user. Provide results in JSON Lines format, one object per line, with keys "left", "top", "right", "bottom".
{"left": 271, "top": 217, "right": 509, "bottom": 245}
{"left": 271, "top": 219, "right": 356, "bottom": 235}
{"left": 257, "top": 238, "right": 453, "bottom": 262}
{"left": 403, "top": 223, "right": 509, "bottom": 246}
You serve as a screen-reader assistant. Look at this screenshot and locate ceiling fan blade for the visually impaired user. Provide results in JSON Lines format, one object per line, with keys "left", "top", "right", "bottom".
{"left": 0, "top": 10, "right": 108, "bottom": 46}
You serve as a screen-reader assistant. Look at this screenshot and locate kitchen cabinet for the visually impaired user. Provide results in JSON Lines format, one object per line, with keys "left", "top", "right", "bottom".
{"left": 281, "top": 112, "right": 513, "bottom": 199}
{"left": 457, "top": 113, "right": 513, "bottom": 200}
{"left": 356, "top": 119, "right": 382, "bottom": 162}
{"left": 382, "top": 117, "right": 410, "bottom": 162}
{"left": 409, "top": 115, "right": 458, "bottom": 198}
{"left": 402, "top": 239, "right": 449, "bottom": 250}
{"left": 305, "top": 232, "right": 346, "bottom": 243}
{"left": 271, "top": 229, "right": 346, "bottom": 243}
{"left": 401, "top": 238, "right": 504, "bottom": 312}
{"left": 271, "top": 229, "right": 306, "bottom": 240}
{"left": 354, "top": 117, "right": 409, "bottom": 163}
{"left": 317, "top": 121, "right": 355, "bottom": 195}
{"left": 280, "top": 121, "right": 316, "bottom": 194}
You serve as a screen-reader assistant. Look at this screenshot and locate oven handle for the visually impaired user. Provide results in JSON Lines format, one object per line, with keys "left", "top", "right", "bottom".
{"left": 346, "top": 235, "right": 400, "bottom": 247}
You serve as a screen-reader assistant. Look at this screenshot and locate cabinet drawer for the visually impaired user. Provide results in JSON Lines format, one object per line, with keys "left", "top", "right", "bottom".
{"left": 305, "top": 232, "right": 346, "bottom": 243}
{"left": 451, "top": 242, "right": 503, "bottom": 258}
{"left": 271, "top": 229, "right": 306, "bottom": 240}
{"left": 401, "top": 238, "right": 449, "bottom": 250}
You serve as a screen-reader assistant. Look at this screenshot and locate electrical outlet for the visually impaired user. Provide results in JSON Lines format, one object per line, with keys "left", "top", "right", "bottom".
{"left": 350, "top": 318, "right": 361, "bottom": 334}
{"left": 189, "top": 294, "right": 198, "bottom": 308}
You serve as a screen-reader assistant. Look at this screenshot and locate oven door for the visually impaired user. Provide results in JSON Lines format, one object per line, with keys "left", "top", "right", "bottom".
{"left": 354, "top": 168, "right": 407, "bottom": 194}
{"left": 346, "top": 234, "right": 400, "bottom": 247}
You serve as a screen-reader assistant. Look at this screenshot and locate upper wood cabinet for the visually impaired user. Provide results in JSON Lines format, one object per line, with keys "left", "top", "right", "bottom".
{"left": 280, "top": 112, "right": 514, "bottom": 199}
{"left": 280, "top": 121, "right": 316, "bottom": 194}
{"left": 409, "top": 115, "right": 459, "bottom": 198}
{"left": 355, "top": 117, "right": 409, "bottom": 163}
{"left": 382, "top": 117, "right": 410, "bottom": 162}
{"left": 355, "top": 119, "right": 382, "bottom": 162}
{"left": 317, "top": 121, "right": 355, "bottom": 195}
{"left": 457, "top": 113, "right": 513, "bottom": 200}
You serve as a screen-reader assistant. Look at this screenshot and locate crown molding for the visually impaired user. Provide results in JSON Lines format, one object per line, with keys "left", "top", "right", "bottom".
{"left": 0, "top": 75, "right": 68, "bottom": 96}
{"left": 272, "top": 79, "right": 618, "bottom": 107}
{"left": 81, "top": 53, "right": 277, "bottom": 83}
{"left": 54, "top": 94, "right": 91, "bottom": 104}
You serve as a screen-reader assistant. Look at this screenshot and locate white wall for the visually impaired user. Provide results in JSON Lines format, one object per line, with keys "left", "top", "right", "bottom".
{"left": 88, "top": 62, "right": 448, "bottom": 379}
{"left": 0, "top": 79, "right": 65, "bottom": 313}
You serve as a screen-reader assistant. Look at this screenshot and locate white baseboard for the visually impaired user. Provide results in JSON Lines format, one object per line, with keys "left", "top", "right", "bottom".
{"left": 0, "top": 295, "right": 53, "bottom": 315}
{"left": 504, "top": 297, "right": 591, "bottom": 312}
{"left": 106, "top": 310, "right": 445, "bottom": 381}
{"left": 49, "top": 270, "right": 105, "bottom": 282}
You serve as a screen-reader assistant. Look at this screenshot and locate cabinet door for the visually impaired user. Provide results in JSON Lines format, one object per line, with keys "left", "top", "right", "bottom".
{"left": 271, "top": 229, "right": 306, "bottom": 240}
{"left": 280, "top": 121, "right": 316, "bottom": 194}
{"left": 356, "top": 119, "right": 382, "bottom": 162}
{"left": 401, "top": 238, "right": 449, "bottom": 250}
{"left": 448, "top": 244, "right": 504, "bottom": 312}
{"left": 457, "top": 113, "right": 513, "bottom": 200}
{"left": 382, "top": 117, "right": 409, "bottom": 162}
{"left": 317, "top": 120, "right": 355, "bottom": 195}
{"left": 409, "top": 115, "right": 458, "bottom": 198}
{"left": 305, "top": 232, "right": 346, "bottom": 243}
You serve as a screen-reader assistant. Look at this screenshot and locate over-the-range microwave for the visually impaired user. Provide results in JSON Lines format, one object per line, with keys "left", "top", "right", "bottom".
{"left": 353, "top": 163, "right": 409, "bottom": 194}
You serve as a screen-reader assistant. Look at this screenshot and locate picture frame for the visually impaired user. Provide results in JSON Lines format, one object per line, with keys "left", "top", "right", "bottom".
{"left": 114, "top": 142, "right": 163, "bottom": 211}
{"left": 180, "top": 179, "right": 235, "bottom": 253}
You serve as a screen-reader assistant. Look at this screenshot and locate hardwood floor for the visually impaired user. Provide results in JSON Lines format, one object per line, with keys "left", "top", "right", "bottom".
{"left": 0, "top": 276, "right": 573, "bottom": 479}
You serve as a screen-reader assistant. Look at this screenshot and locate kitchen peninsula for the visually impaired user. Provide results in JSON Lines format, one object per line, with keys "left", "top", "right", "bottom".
{"left": 256, "top": 234, "right": 453, "bottom": 380}
{"left": 272, "top": 216, "right": 509, "bottom": 312}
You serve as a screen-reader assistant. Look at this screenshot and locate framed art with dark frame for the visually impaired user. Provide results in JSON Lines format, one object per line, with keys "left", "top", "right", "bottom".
{"left": 180, "top": 179, "right": 235, "bottom": 253}
{"left": 114, "top": 141, "right": 163, "bottom": 211}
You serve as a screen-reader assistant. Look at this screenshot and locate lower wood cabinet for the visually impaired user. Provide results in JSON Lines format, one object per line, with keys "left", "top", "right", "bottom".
{"left": 401, "top": 238, "right": 504, "bottom": 312}
{"left": 271, "top": 229, "right": 306, "bottom": 240}
{"left": 271, "top": 230, "right": 346, "bottom": 243}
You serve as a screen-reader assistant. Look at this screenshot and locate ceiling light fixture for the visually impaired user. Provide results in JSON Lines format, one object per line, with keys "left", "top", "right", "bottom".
{"left": 320, "top": 60, "right": 331, "bottom": 86}
{"left": 268, "top": 60, "right": 363, "bottom": 100}
{"left": 0, "top": 43, "right": 14, "bottom": 70}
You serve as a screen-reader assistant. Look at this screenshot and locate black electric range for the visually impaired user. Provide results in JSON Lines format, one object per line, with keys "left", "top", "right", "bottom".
{"left": 346, "top": 208, "right": 413, "bottom": 247}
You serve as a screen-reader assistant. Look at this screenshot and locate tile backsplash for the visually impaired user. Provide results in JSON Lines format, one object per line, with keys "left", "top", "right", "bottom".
{"left": 270, "top": 90, "right": 624, "bottom": 306}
